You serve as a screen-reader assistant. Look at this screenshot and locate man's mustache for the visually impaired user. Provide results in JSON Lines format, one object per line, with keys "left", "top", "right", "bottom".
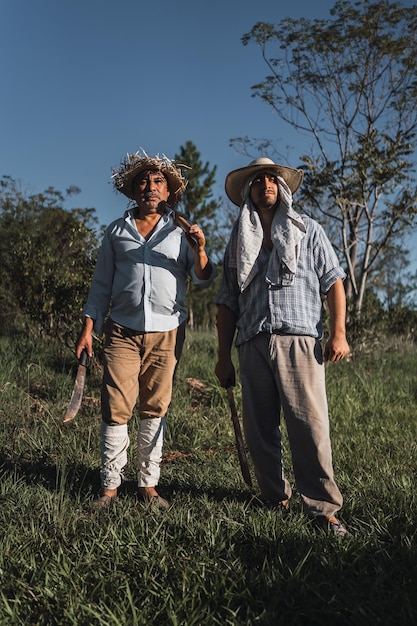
{"left": 143, "top": 193, "right": 160, "bottom": 200}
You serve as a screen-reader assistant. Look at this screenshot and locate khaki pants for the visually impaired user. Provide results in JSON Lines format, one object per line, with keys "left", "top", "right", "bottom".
{"left": 99, "top": 321, "right": 179, "bottom": 489}
{"left": 238, "top": 333, "right": 343, "bottom": 517}
{"left": 101, "top": 321, "right": 178, "bottom": 424}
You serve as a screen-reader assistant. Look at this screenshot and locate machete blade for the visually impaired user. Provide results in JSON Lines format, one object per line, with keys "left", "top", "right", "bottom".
{"left": 63, "top": 350, "right": 89, "bottom": 423}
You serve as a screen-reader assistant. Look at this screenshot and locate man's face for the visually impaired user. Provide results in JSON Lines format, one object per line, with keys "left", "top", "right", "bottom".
{"left": 132, "top": 170, "right": 170, "bottom": 213}
{"left": 249, "top": 172, "right": 280, "bottom": 211}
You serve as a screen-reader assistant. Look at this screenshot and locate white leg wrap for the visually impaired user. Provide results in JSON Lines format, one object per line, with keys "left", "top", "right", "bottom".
{"left": 99, "top": 422, "right": 130, "bottom": 490}
{"left": 137, "top": 417, "right": 166, "bottom": 487}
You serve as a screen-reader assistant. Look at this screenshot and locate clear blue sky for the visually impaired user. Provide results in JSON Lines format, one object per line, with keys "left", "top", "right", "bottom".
{"left": 0, "top": 0, "right": 343, "bottom": 224}
{"left": 2, "top": 0, "right": 417, "bottom": 270}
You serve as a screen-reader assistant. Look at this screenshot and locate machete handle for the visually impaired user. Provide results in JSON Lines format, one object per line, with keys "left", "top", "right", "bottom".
{"left": 79, "top": 349, "right": 90, "bottom": 368}
{"left": 174, "top": 211, "right": 198, "bottom": 245}
{"left": 226, "top": 386, "right": 253, "bottom": 488}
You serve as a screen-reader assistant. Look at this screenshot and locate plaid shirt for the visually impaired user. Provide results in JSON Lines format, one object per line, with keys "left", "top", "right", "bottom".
{"left": 216, "top": 215, "right": 345, "bottom": 346}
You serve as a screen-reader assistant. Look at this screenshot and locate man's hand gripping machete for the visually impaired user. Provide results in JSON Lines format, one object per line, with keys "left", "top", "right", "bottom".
{"left": 173, "top": 211, "right": 199, "bottom": 246}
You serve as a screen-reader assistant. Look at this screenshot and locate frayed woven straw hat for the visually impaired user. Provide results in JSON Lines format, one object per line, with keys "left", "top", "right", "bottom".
{"left": 225, "top": 158, "right": 304, "bottom": 206}
{"left": 111, "top": 150, "right": 188, "bottom": 205}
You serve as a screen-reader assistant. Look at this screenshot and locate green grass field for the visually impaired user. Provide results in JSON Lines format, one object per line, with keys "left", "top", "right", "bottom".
{"left": 0, "top": 331, "right": 416, "bottom": 625}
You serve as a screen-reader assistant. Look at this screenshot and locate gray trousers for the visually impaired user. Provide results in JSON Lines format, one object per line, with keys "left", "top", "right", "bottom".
{"left": 238, "top": 333, "right": 343, "bottom": 517}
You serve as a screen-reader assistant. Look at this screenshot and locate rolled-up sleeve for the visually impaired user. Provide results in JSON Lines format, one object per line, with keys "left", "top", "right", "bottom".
{"left": 314, "top": 223, "right": 346, "bottom": 294}
{"left": 320, "top": 266, "right": 346, "bottom": 294}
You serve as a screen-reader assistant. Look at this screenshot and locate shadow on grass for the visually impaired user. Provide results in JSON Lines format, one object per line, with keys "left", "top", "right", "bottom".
{"left": 0, "top": 454, "right": 101, "bottom": 499}
{"left": 0, "top": 453, "right": 258, "bottom": 506}
{"left": 1, "top": 457, "right": 417, "bottom": 623}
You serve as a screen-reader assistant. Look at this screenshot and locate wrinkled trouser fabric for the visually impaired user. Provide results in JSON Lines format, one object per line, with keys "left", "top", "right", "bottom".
{"left": 238, "top": 333, "right": 343, "bottom": 518}
{"left": 99, "top": 321, "right": 178, "bottom": 490}
{"left": 100, "top": 422, "right": 130, "bottom": 490}
{"left": 99, "top": 418, "right": 167, "bottom": 489}
{"left": 137, "top": 416, "right": 166, "bottom": 488}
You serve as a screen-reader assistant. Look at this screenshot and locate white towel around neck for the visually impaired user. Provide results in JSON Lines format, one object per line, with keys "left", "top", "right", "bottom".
{"left": 236, "top": 176, "right": 306, "bottom": 291}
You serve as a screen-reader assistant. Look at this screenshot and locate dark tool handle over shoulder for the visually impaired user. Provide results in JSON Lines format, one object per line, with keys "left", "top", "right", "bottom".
{"left": 173, "top": 211, "right": 198, "bottom": 245}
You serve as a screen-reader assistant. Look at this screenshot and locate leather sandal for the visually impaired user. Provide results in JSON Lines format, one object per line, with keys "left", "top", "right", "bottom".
{"left": 137, "top": 492, "right": 169, "bottom": 510}
{"left": 92, "top": 493, "right": 118, "bottom": 509}
{"left": 265, "top": 499, "right": 290, "bottom": 515}
{"left": 314, "top": 514, "right": 351, "bottom": 539}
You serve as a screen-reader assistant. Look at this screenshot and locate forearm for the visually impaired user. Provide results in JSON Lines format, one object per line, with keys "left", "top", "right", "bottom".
{"left": 324, "top": 279, "right": 350, "bottom": 362}
{"left": 326, "top": 279, "right": 347, "bottom": 338}
{"left": 215, "top": 304, "right": 237, "bottom": 387}
{"left": 193, "top": 247, "right": 213, "bottom": 280}
{"left": 216, "top": 304, "right": 237, "bottom": 358}
{"left": 82, "top": 316, "right": 95, "bottom": 333}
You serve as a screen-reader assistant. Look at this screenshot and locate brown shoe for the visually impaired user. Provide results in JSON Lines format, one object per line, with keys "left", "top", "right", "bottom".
{"left": 265, "top": 499, "right": 289, "bottom": 514}
{"left": 92, "top": 493, "right": 118, "bottom": 509}
{"left": 315, "top": 514, "right": 351, "bottom": 539}
{"left": 137, "top": 489, "right": 169, "bottom": 510}
{"left": 271, "top": 500, "right": 290, "bottom": 516}
{"left": 139, "top": 493, "right": 169, "bottom": 509}
{"left": 138, "top": 487, "right": 169, "bottom": 509}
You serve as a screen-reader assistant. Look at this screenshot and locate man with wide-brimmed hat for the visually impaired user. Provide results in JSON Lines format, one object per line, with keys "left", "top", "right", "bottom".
{"left": 215, "top": 158, "right": 351, "bottom": 538}
{"left": 76, "top": 149, "right": 216, "bottom": 509}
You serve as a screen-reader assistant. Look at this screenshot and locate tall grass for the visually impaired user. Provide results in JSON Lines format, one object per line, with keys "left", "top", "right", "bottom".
{"left": 0, "top": 331, "right": 416, "bottom": 625}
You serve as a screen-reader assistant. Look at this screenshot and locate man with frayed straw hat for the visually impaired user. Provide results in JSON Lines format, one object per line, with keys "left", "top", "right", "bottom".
{"left": 76, "top": 149, "right": 217, "bottom": 509}
{"left": 215, "top": 157, "right": 351, "bottom": 538}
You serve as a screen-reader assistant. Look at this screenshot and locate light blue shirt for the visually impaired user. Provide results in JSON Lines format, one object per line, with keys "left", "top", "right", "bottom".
{"left": 216, "top": 215, "right": 345, "bottom": 346}
{"left": 83, "top": 208, "right": 216, "bottom": 333}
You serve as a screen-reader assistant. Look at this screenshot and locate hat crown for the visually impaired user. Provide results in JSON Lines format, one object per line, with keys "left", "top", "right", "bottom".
{"left": 247, "top": 157, "right": 276, "bottom": 167}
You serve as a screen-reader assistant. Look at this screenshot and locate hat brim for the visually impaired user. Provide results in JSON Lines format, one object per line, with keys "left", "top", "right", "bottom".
{"left": 225, "top": 163, "right": 304, "bottom": 206}
{"left": 113, "top": 158, "right": 186, "bottom": 205}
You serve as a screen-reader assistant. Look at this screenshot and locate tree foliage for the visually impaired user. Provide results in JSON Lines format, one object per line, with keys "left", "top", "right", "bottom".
{"left": 174, "top": 141, "right": 223, "bottom": 328}
{"left": 0, "top": 176, "right": 101, "bottom": 340}
{"left": 0, "top": 141, "right": 221, "bottom": 340}
{"left": 174, "top": 140, "right": 223, "bottom": 261}
{"left": 238, "top": 0, "right": 417, "bottom": 322}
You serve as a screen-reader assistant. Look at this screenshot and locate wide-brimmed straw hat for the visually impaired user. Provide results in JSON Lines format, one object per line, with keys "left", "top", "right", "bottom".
{"left": 111, "top": 150, "right": 188, "bottom": 205}
{"left": 225, "top": 157, "right": 304, "bottom": 206}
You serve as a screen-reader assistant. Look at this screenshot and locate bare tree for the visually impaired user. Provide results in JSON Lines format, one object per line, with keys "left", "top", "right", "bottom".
{"left": 237, "top": 0, "right": 417, "bottom": 320}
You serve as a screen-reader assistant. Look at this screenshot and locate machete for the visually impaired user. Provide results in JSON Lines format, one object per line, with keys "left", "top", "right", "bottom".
{"left": 226, "top": 387, "right": 252, "bottom": 487}
{"left": 63, "top": 349, "right": 90, "bottom": 423}
{"left": 173, "top": 211, "right": 199, "bottom": 246}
